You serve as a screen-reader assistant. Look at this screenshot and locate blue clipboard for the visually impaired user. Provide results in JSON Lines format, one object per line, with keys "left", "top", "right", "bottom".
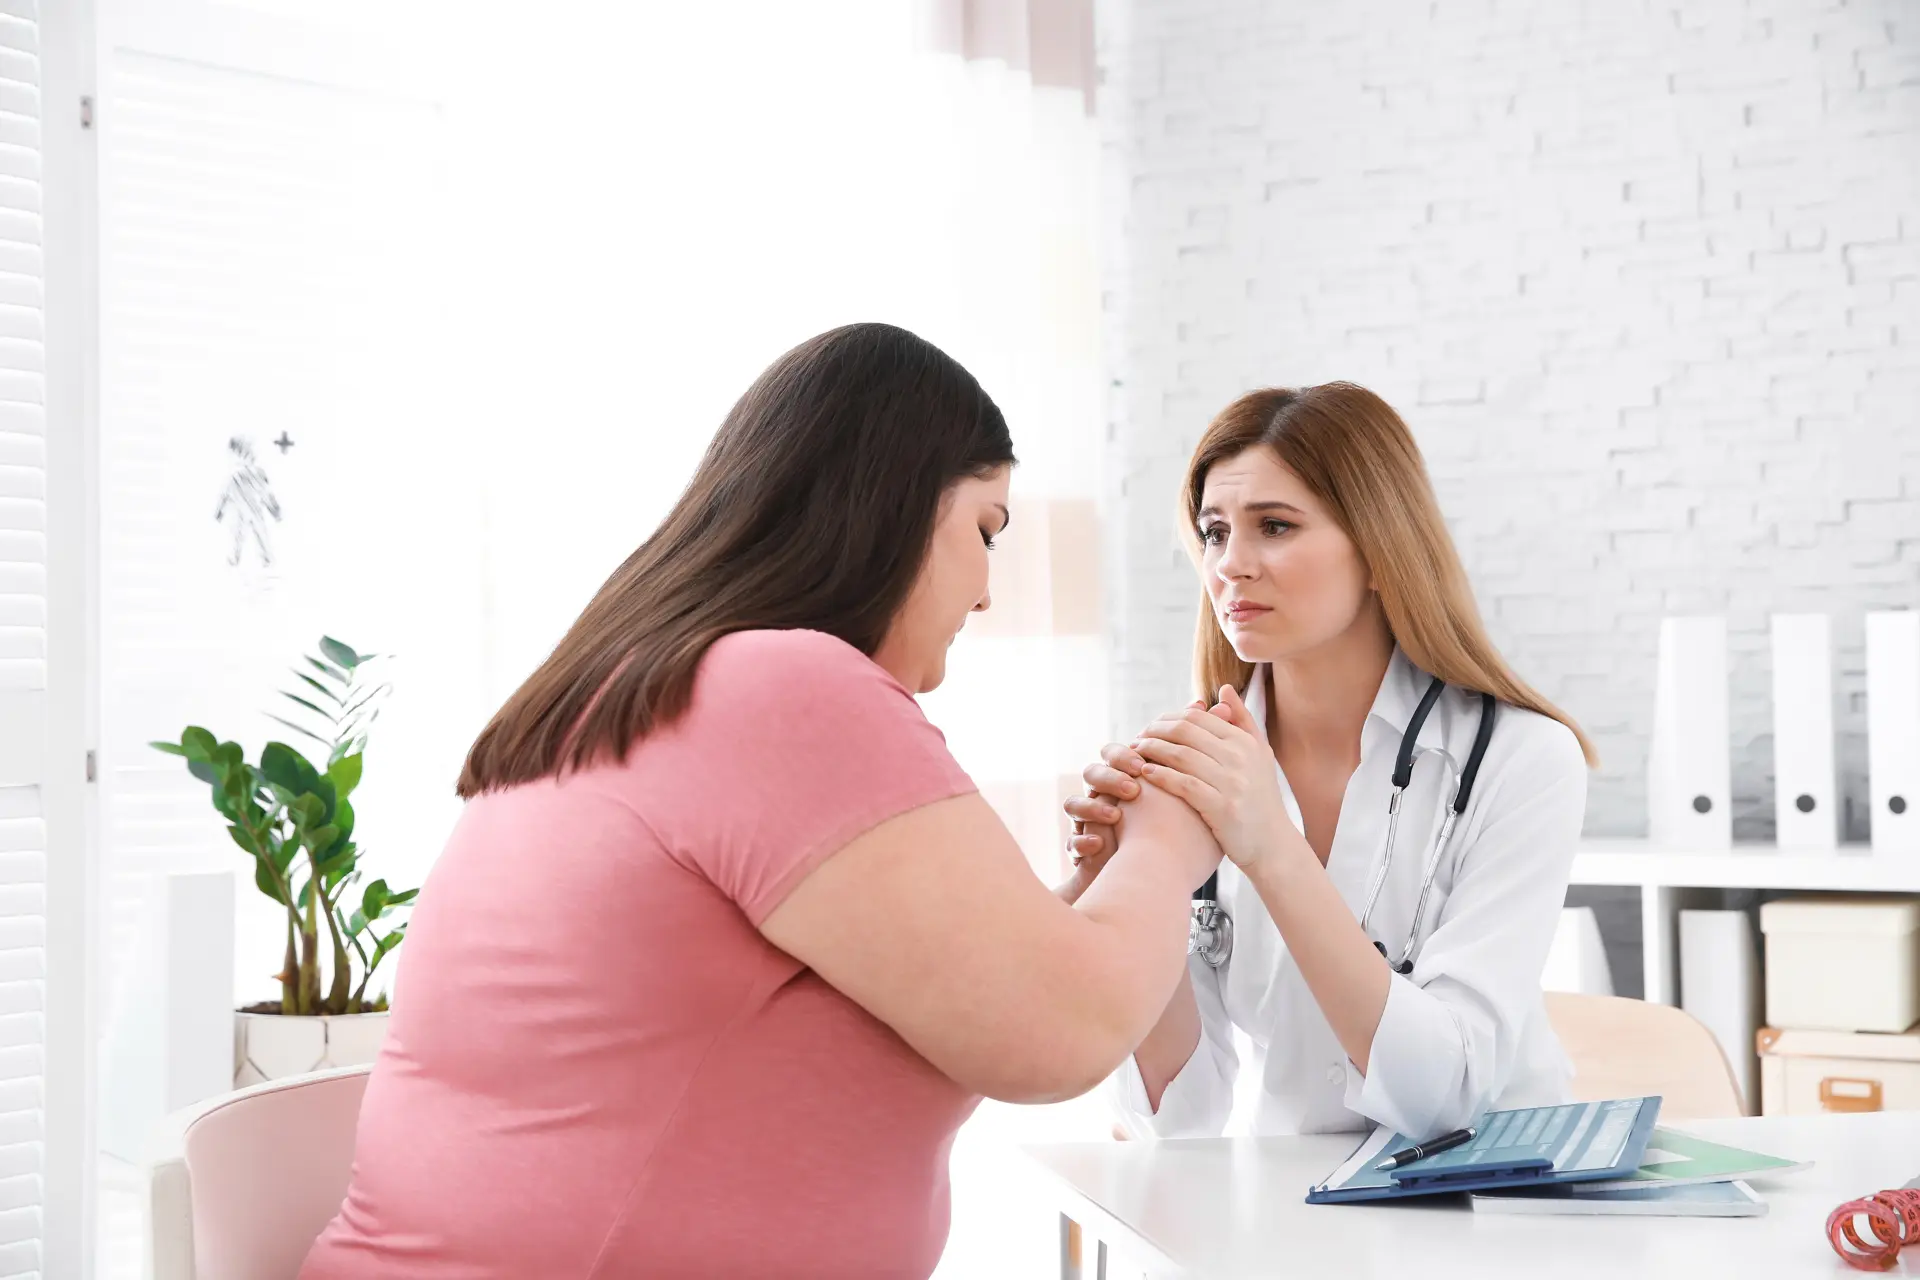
{"left": 1306, "top": 1096, "right": 1662, "bottom": 1204}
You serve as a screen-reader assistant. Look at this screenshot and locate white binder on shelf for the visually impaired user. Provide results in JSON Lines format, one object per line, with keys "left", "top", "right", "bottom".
{"left": 1867, "top": 610, "right": 1920, "bottom": 856}
{"left": 1543, "top": 906, "right": 1616, "bottom": 997}
{"left": 1771, "top": 614, "right": 1839, "bottom": 849}
{"left": 1648, "top": 616, "right": 1732, "bottom": 850}
{"left": 1679, "top": 909, "right": 1761, "bottom": 1113}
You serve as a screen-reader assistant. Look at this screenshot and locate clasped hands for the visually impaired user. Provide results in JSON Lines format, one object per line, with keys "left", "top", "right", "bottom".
{"left": 1065, "top": 685, "right": 1297, "bottom": 878}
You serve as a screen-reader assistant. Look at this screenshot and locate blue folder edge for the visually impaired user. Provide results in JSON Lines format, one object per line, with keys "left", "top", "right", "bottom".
{"left": 1305, "top": 1097, "right": 1663, "bottom": 1205}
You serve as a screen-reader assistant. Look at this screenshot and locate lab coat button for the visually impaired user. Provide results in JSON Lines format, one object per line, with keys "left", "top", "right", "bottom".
{"left": 1326, "top": 1065, "right": 1345, "bottom": 1085}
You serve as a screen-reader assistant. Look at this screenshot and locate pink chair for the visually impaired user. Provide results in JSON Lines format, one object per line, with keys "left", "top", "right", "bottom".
{"left": 147, "top": 1065, "right": 371, "bottom": 1280}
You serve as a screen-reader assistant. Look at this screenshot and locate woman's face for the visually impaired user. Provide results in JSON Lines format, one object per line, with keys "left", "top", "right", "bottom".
{"left": 876, "top": 467, "right": 1012, "bottom": 693}
{"left": 1196, "top": 446, "right": 1374, "bottom": 664}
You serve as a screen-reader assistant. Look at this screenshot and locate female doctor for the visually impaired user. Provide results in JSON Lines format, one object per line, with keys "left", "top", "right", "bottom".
{"left": 1063, "top": 382, "right": 1596, "bottom": 1143}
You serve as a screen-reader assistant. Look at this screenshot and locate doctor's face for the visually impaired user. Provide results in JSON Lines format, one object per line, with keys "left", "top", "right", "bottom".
{"left": 1196, "top": 446, "right": 1375, "bottom": 664}
{"left": 874, "top": 467, "right": 1011, "bottom": 694}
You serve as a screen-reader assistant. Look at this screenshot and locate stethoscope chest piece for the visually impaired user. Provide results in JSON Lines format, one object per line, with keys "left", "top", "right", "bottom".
{"left": 1189, "top": 874, "right": 1233, "bottom": 968}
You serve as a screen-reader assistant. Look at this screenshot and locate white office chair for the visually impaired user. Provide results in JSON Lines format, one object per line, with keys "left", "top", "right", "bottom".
{"left": 147, "top": 1065, "right": 371, "bottom": 1280}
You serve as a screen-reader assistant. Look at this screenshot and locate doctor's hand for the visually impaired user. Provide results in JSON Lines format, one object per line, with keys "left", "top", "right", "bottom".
{"left": 1134, "top": 685, "right": 1300, "bottom": 872}
{"left": 1062, "top": 700, "right": 1207, "bottom": 865}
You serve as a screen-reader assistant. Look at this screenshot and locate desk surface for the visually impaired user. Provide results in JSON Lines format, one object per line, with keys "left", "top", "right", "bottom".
{"left": 1025, "top": 1112, "right": 1917, "bottom": 1278}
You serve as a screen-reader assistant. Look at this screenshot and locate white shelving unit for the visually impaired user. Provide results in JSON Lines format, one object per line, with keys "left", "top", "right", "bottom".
{"left": 1570, "top": 840, "right": 1920, "bottom": 1005}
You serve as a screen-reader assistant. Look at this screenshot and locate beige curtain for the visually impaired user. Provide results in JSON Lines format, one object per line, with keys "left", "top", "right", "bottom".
{"left": 924, "top": 0, "right": 1097, "bottom": 110}
{"left": 909, "top": 0, "right": 1108, "bottom": 888}
{"left": 896, "top": 7, "right": 1121, "bottom": 1277}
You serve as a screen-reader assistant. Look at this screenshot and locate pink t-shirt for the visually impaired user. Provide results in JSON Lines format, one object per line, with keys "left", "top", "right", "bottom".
{"left": 301, "top": 630, "right": 982, "bottom": 1280}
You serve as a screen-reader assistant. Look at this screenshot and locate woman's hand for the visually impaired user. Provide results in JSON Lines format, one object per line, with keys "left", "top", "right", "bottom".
{"left": 1119, "top": 768, "right": 1224, "bottom": 894}
{"left": 1133, "top": 684, "right": 1300, "bottom": 872}
{"left": 1063, "top": 700, "right": 1208, "bottom": 866}
{"left": 1059, "top": 704, "right": 1221, "bottom": 904}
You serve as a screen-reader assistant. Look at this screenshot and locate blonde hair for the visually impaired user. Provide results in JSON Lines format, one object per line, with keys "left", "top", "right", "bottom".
{"left": 1183, "top": 382, "right": 1597, "bottom": 767}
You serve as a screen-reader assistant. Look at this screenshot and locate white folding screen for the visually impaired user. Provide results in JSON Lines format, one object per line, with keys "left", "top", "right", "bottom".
{"left": 0, "top": 2, "right": 56, "bottom": 1274}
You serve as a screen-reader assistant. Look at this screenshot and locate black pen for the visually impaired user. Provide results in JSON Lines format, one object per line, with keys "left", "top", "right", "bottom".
{"left": 1375, "top": 1126, "right": 1476, "bottom": 1171}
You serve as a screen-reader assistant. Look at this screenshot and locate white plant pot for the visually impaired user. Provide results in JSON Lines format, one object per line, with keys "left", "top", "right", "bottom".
{"left": 233, "top": 1010, "right": 390, "bottom": 1087}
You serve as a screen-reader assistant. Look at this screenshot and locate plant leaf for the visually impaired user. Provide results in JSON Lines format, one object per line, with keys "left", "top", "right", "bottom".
{"left": 182, "top": 726, "right": 218, "bottom": 759}
{"left": 339, "top": 681, "right": 391, "bottom": 720}
{"left": 306, "top": 656, "right": 348, "bottom": 685}
{"left": 361, "top": 879, "right": 390, "bottom": 919}
{"left": 330, "top": 797, "right": 356, "bottom": 844}
{"left": 315, "top": 845, "right": 356, "bottom": 884}
{"left": 385, "top": 887, "right": 419, "bottom": 907}
{"left": 279, "top": 693, "right": 335, "bottom": 724}
{"left": 150, "top": 740, "right": 187, "bottom": 757}
{"left": 218, "top": 763, "right": 252, "bottom": 801}
{"left": 260, "top": 741, "right": 322, "bottom": 798}
{"left": 254, "top": 856, "right": 288, "bottom": 904}
{"left": 293, "top": 672, "right": 345, "bottom": 706}
{"left": 326, "top": 754, "right": 363, "bottom": 797}
{"left": 258, "top": 742, "right": 304, "bottom": 794}
{"left": 211, "top": 779, "right": 241, "bottom": 821}
{"left": 318, "top": 637, "right": 362, "bottom": 671}
{"left": 365, "top": 925, "right": 407, "bottom": 973}
{"left": 265, "top": 714, "right": 335, "bottom": 752}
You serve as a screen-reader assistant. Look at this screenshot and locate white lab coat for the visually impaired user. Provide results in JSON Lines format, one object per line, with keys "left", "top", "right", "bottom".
{"left": 1111, "top": 648, "right": 1588, "bottom": 1141}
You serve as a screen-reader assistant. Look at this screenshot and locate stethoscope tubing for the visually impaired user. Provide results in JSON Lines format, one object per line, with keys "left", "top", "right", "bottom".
{"left": 1189, "top": 676, "right": 1497, "bottom": 973}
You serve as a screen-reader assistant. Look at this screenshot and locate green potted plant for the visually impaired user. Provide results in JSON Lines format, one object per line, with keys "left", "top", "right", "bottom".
{"left": 152, "top": 636, "right": 419, "bottom": 1085}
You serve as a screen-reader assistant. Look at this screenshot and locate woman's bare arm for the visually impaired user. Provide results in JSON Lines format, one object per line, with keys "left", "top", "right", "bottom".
{"left": 761, "top": 783, "right": 1220, "bottom": 1103}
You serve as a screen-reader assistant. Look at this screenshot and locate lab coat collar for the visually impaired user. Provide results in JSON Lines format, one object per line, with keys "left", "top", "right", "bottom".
{"left": 1367, "top": 647, "right": 1449, "bottom": 756}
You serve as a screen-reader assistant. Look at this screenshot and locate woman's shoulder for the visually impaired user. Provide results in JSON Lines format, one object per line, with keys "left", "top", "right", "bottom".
{"left": 697, "top": 629, "right": 915, "bottom": 713}
{"left": 706, "top": 626, "right": 870, "bottom": 669}
{"left": 1442, "top": 685, "right": 1586, "bottom": 790}
{"left": 1471, "top": 697, "right": 1589, "bottom": 820}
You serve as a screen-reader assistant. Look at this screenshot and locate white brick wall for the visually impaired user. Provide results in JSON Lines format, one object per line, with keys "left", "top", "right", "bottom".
{"left": 1098, "top": 0, "right": 1920, "bottom": 838}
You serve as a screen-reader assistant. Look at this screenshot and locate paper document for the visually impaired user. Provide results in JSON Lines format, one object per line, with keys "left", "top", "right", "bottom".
{"left": 1474, "top": 1179, "right": 1766, "bottom": 1217}
{"left": 1574, "top": 1127, "right": 1809, "bottom": 1192}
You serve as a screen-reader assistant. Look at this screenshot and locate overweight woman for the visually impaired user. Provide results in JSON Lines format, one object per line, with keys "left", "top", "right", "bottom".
{"left": 301, "top": 324, "right": 1220, "bottom": 1280}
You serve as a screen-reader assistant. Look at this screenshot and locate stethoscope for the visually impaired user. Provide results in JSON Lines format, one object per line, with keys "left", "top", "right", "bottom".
{"left": 1189, "top": 676, "right": 1497, "bottom": 975}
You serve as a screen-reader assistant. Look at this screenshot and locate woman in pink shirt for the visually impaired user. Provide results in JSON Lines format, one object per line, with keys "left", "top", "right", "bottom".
{"left": 301, "top": 322, "right": 1220, "bottom": 1280}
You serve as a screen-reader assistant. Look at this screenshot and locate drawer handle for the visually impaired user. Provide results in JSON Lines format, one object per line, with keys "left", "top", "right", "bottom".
{"left": 1820, "top": 1077, "right": 1883, "bottom": 1113}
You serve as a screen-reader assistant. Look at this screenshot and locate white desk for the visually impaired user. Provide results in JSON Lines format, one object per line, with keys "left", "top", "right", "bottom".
{"left": 1026, "top": 1112, "right": 1918, "bottom": 1279}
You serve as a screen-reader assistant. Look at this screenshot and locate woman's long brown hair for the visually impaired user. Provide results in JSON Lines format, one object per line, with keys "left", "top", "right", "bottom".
{"left": 457, "top": 323, "right": 1015, "bottom": 797}
{"left": 1184, "top": 382, "right": 1597, "bottom": 766}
